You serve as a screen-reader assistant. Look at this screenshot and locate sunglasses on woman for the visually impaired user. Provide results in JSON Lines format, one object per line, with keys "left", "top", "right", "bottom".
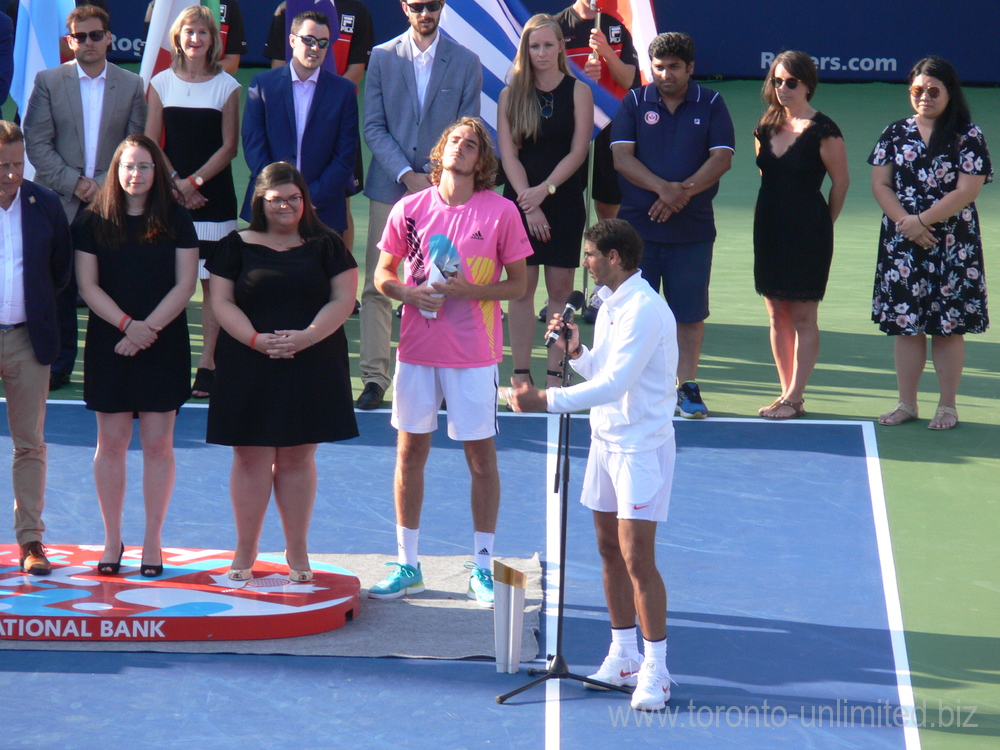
{"left": 405, "top": 1, "right": 443, "bottom": 13}
{"left": 770, "top": 76, "right": 800, "bottom": 90}
{"left": 909, "top": 85, "right": 942, "bottom": 100}
{"left": 68, "top": 30, "right": 108, "bottom": 43}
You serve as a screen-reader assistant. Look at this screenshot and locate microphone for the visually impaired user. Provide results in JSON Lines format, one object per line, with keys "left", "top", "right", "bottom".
{"left": 544, "top": 290, "right": 587, "bottom": 349}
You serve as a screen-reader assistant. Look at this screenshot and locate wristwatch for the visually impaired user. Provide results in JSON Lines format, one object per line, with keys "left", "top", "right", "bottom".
{"left": 545, "top": 179, "right": 556, "bottom": 195}
{"left": 192, "top": 174, "right": 204, "bottom": 187}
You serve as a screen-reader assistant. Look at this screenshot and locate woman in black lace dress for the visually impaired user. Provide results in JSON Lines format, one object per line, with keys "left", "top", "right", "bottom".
{"left": 753, "top": 51, "right": 849, "bottom": 419}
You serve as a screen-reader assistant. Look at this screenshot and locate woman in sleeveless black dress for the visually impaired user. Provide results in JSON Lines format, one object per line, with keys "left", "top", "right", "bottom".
{"left": 498, "top": 14, "right": 593, "bottom": 388}
{"left": 753, "top": 51, "right": 849, "bottom": 420}
{"left": 75, "top": 135, "right": 199, "bottom": 578}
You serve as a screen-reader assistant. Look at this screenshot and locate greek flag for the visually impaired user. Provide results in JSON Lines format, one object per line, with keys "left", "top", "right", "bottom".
{"left": 439, "top": 0, "right": 619, "bottom": 139}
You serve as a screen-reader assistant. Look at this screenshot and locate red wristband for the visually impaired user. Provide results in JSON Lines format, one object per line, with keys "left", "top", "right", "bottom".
{"left": 188, "top": 176, "right": 199, "bottom": 190}
{"left": 249, "top": 332, "right": 259, "bottom": 350}
{"left": 118, "top": 315, "right": 131, "bottom": 332}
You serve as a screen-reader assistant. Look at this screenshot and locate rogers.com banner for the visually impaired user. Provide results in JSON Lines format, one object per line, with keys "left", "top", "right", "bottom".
{"left": 631, "top": 0, "right": 998, "bottom": 84}
{"left": 760, "top": 52, "right": 898, "bottom": 75}
{"left": 99, "top": 0, "right": 998, "bottom": 83}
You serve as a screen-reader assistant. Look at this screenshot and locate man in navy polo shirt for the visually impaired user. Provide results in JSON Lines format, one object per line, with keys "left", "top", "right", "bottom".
{"left": 610, "top": 32, "right": 734, "bottom": 418}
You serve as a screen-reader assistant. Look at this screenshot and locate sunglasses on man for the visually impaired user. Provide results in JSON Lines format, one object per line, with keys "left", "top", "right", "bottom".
{"left": 405, "top": 1, "right": 443, "bottom": 13}
{"left": 68, "top": 30, "right": 108, "bottom": 43}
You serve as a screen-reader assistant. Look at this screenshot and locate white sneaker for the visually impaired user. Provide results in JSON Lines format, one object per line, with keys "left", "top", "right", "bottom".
{"left": 630, "top": 659, "right": 672, "bottom": 710}
{"left": 585, "top": 653, "right": 642, "bottom": 690}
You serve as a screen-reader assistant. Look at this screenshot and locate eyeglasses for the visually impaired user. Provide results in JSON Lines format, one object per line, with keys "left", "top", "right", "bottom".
{"left": 68, "top": 30, "right": 108, "bottom": 43}
{"left": 264, "top": 195, "right": 303, "bottom": 208}
{"left": 291, "top": 34, "right": 331, "bottom": 50}
{"left": 770, "top": 76, "right": 800, "bottom": 90}
{"left": 539, "top": 90, "right": 554, "bottom": 119}
{"left": 909, "top": 85, "right": 942, "bottom": 100}
{"left": 119, "top": 162, "right": 154, "bottom": 174}
{"left": 405, "top": 1, "right": 443, "bottom": 14}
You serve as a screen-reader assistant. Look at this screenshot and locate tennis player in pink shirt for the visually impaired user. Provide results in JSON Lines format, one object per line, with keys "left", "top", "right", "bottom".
{"left": 370, "top": 117, "right": 531, "bottom": 607}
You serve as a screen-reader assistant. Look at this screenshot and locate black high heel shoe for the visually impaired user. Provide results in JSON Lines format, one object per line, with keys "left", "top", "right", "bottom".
{"left": 141, "top": 549, "right": 163, "bottom": 578}
{"left": 97, "top": 543, "right": 124, "bottom": 575}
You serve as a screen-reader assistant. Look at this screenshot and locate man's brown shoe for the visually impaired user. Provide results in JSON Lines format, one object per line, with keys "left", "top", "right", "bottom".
{"left": 19, "top": 541, "right": 51, "bottom": 575}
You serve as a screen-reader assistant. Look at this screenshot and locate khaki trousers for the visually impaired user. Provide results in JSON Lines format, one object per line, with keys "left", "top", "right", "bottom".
{"left": 359, "top": 199, "right": 395, "bottom": 391}
{"left": 0, "top": 325, "right": 49, "bottom": 545}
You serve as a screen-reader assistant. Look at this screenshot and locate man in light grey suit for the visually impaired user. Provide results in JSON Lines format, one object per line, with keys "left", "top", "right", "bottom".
{"left": 357, "top": 0, "right": 482, "bottom": 410}
{"left": 23, "top": 4, "right": 146, "bottom": 390}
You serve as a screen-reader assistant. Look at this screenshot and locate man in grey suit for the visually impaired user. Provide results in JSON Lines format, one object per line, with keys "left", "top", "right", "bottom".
{"left": 357, "top": 0, "right": 481, "bottom": 410}
{"left": 23, "top": 4, "right": 146, "bottom": 390}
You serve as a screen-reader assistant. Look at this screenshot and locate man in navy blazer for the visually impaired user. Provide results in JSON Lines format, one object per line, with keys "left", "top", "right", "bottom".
{"left": 356, "top": 0, "right": 481, "bottom": 410}
{"left": 241, "top": 9, "right": 358, "bottom": 235}
{"left": 0, "top": 121, "right": 73, "bottom": 575}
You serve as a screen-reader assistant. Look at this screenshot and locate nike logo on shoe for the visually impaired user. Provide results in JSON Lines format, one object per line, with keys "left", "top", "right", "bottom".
{"left": 620, "top": 669, "right": 640, "bottom": 678}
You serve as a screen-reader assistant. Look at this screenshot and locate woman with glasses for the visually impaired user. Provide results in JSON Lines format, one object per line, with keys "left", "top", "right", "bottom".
{"left": 146, "top": 4, "right": 241, "bottom": 400}
{"left": 869, "top": 56, "right": 991, "bottom": 430}
{"left": 498, "top": 14, "right": 593, "bottom": 388}
{"left": 74, "top": 135, "right": 199, "bottom": 577}
{"left": 206, "top": 162, "right": 358, "bottom": 583}
{"left": 753, "top": 51, "right": 849, "bottom": 419}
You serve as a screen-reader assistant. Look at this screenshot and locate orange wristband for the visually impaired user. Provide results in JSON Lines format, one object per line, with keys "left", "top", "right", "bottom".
{"left": 249, "top": 332, "right": 259, "bottom": 350}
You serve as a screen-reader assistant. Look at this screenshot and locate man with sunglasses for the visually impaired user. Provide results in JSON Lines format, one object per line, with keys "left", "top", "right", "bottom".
{"left": 611, "top": 32, "right": 734, "bottom": 419}
{"left": 22, "top": 4, "right": 146, "bottom": 392}
{"left": 241, "top": 10, "right": 357, "bottom": 236}
{"left": 357, "top": 0, "right": 482, "bottom": 411}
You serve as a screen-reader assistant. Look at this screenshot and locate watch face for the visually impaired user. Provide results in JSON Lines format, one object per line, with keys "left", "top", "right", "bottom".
{"left": 547, "top": 182, "right": 556, "bottom": 195}
{"left": 195, "top": 176, "right": 204, "bottom": 187}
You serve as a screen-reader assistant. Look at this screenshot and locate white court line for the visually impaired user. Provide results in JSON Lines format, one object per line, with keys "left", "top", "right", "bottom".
{"left": 544, "top": 413, "right": 561, "bottom": 750}
{"left": 861, "top": 420, "right": 922, "bottom": 750}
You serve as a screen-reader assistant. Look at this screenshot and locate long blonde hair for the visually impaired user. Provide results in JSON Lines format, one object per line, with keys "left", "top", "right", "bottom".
{"left": 505, "top": 15, "right": 572, "bottom": 148}
{"left": 169, "top": 5, "right": 224, "bottom": 76}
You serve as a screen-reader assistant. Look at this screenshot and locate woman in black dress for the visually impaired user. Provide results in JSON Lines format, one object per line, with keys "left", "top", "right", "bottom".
{"left": 753, "top": 51, "right": 849, "bottom": 419}
{"left": 75, "top": 134, "right": 199, "bottom": 577}
{"left": 498, "top": 14, "right": 593, "bottom": 387}
{"left": 207, "top": 162, "right": 359, "bottom": 583}
{"left": 146, "top": 4, "right": 241, "bottom": 399}
{"left": 869, "top": 56, "right": 991, "bottom": 430}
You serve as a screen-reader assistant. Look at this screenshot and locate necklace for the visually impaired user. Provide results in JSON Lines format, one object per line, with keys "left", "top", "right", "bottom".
{"left": 270, "top": 233, "right": 302, "bottom": 249}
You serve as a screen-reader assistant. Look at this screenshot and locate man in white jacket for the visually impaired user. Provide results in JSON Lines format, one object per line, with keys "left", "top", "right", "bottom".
{"left": 508, "top": 218, "right": 677, "bottom": 711}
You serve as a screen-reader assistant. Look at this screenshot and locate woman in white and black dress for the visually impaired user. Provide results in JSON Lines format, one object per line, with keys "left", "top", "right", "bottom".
{"left": 146, "top": 3, "right": 240, "bottom": 399}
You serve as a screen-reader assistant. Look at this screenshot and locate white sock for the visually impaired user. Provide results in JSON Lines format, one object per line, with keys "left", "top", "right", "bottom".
{"left": 397, "top": 525, "right": 419, "bottom": 568}
{"left": 474, "top": 531, "right": 494, "bottom": 571}
{"left": 644, "top": 637, "right": 667, "bottom": 669}
{"left": 610, "top": 626, "right": 640, "bottom": 661}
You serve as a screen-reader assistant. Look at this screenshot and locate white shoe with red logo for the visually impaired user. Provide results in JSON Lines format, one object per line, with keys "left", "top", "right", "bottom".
{"left": 585, "top": 654, "right": 642, "bottom": 689}
{"left": 630, "top": 659, "right": 673, "bottom": 710}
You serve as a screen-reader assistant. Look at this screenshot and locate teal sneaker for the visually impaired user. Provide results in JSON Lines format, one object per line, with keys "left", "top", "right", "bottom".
{"left": 368, "top": 562, "right": 424, "bottom": 599}
{"left": 465, "top": 561, "right": 494, "bottom": 608}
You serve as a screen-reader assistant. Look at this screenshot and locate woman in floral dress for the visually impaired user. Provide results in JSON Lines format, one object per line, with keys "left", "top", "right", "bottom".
{"left": 869, "top": 56, "right": 991, "bottom": 430}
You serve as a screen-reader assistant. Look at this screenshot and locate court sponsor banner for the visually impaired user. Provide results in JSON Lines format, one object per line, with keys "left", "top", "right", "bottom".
{"left": 0, "top": 545, "right": 360, "bottom": 641}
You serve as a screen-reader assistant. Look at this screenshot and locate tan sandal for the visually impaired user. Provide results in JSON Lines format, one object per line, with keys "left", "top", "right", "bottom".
{"left": 928, "top": 405, "right": 958, "bottom": 430}
{"left": 758, "top": 397, "right": 783, "bottom": 416}
{"left": 761, "top": 398, "right": 805, "bottom": 420}
{"left": 878, "top": 401, "right": 918, "bottom": 426}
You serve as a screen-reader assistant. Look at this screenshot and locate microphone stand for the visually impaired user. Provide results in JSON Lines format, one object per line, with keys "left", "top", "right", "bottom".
{"left": 496, "top": 323, "right": 631, "bottom": 704}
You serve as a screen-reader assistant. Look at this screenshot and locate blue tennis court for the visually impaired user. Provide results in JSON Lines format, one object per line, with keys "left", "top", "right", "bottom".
{"left": 1, "top": 404, "right": 917, "bottom": 748}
